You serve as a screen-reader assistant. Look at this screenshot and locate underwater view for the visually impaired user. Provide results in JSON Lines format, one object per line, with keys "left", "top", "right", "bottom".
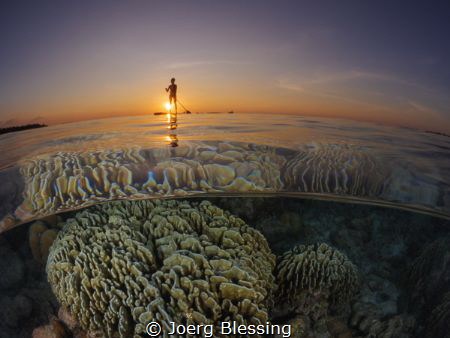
{"left": 2, "top": 0, "right": 450, "bottom": 337}
{"left": 0, "top": 113, "right": 449, "bottom": 337}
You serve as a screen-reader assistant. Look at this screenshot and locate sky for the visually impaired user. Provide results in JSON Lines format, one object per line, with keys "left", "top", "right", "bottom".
{"left": 1, "top": 0, "right": 450, "bottom": 132}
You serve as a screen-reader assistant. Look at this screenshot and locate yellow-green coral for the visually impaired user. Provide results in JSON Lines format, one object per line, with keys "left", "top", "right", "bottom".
{"left": 17, "top": 142, "right": 284, "bottom": 220}
{"left": 29, "top": 221, "right": 59, "bottom": 264}
{"left": 46, "top": 199, "right": 275, "bottom": 337}
{"left": 275, "top": 243, "right": 360, "bottom": 319}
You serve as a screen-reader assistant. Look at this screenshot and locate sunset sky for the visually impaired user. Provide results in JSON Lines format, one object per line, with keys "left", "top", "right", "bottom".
{"left": 1, "top": 1, "right": 450, "bottom": 131}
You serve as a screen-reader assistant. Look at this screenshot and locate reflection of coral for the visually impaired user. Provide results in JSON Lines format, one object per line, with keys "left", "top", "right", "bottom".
{"left": 284, "top": 142, "right": 387, "bottom": 195}
{"left": 275, "top": 243, "right": 360, "bottom": 319}
{"left": 47, "top": 199, "right": 275, "bottom": 337}
{"left": 19, "top": 142, "right": 285, "bottom": 218}
{"left": 350, "top": 301, "right": 415, "bottom": 337}
{"left": 425, "top": 292, "right": 450, "bottom": 338}
{"left": 29, "top": 221, "right": 59, "bottom": 264}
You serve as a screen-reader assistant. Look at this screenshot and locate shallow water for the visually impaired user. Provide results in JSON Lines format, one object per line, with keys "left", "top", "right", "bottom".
{"left": 0, "top": 197, "right": 449, "bottom": 337}
{"left": 0, "top": 113, "right": 449, "bottom": 232}
{"left": 1, "top": 113, "right": 450, "bottom": 337}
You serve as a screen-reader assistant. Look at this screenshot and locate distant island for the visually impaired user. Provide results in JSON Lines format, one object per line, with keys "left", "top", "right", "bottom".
{"left": 425, "top": 130, "right": 450, "bottom": 138}
{"left": 0, "top": 123, "right": 48, "bottom": 135}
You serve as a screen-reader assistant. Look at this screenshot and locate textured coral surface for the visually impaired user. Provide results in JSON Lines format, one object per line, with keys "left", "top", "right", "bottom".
{"left": 4, "top": 139, "right": 412, "bottom": 234}
{"left": 275, "top": 243, "right": 360, "bottom": 320}
{"left": 18, "top": 143, "right": 284, "bottom": 219}
{"left": 46, "top": 199, "right": 275, "bottom": 337}
{"left": 2, "top": 197, "right": 449, "bottom": 337}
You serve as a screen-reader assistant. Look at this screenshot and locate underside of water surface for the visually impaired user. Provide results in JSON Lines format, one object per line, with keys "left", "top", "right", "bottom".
{"left": 1, "top": 114, "right": 450, "bottom": 337}
{"left": 1, "top": 114, "right": 449, "bottom": 232}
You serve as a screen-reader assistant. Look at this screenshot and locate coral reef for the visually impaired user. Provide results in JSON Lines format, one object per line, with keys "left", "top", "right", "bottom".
{"left": 408, "top": 236, "right": 450, "bottom": 309}
{"left": 407, "top": 236, "right": 450, "bottom": 337}
{"left": 0, "top": 166, "right": 25, "bottom": 234}
{"left": 274, "top": 316, "right": 309, "bottom": 338}
{"left": 29, "top": 221, "right": 59, "bottom": 264}
{"left": 425, "top": 292, "right": 450, "bottom": 338}
{"left": 283, "top": 142, "right": 388, "bottom": 196}
{"left": 326, "top": 316, "right": 352, "bottom": 338}
{"left": 2, "top": 195, "right": 450, "bottom": 337}
{"left": 273, "top": 315, "right": 353, "bottom": 338}
{"left": 349, "top": 301, "right": 416, "bottom": 338}
{"left": 46, "top": 199, "right": 276, "bottom": 337}
{"left": 31, "top": 316, "right": 68, "bottom": 338}
{"left": 31, "top": 318, "right": 67, "bottom": 338}
{"left": 274, "top": 243, "right": 360, "bottom": 320}
{"left": 16, "top": 142, "right": 285, "bottom": 224}
{"left": 0, "top": 227, "right": 59, "bottom": 338}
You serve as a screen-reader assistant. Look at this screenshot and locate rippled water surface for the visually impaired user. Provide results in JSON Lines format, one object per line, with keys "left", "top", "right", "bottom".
{"left": 1, "top": 113, "right": 449, "bottom": 232}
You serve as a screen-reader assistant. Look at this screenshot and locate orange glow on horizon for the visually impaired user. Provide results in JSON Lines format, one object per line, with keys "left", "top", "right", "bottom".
{"left": 3, "top": 82, "right": 450, "bottom": 134}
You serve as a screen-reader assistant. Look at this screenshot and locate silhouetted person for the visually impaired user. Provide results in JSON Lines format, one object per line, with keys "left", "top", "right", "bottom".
{"left": 165, "top": 78, "right": 177, "bottom": 113}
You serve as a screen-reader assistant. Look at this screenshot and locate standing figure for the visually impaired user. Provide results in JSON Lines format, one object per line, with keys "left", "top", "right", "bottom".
{"left": 165, "top": 78, "right": 177, "bottom": 113}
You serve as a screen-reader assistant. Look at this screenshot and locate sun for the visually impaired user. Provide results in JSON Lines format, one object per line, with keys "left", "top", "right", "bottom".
{"left": 165, "top": 102, "right": 172, "bottom": 111}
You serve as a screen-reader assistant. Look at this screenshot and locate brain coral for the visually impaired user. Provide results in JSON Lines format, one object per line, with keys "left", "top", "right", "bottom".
{"left": 275, "top": 243, "right": 360, "bottom": 320}
{"left": 46, "top": 199, "right": 275, "bottom": 337}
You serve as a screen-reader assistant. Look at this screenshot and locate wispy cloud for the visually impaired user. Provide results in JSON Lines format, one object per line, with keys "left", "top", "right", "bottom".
{"left": 298, "top": 70, "right": 423, "bottom": 88}
{"left": 275, "top": 79, "right": 305, "bottom": 92}
{"left": 407, "top": 101, "right": 442, "bottom": 118}
{"left": 275, "top": 78, "right": 392, "bottom": 111}
{"left": 275, "top": 67, "right": 443, "bottom": 106}
{"left": 276, "top": 75, "right": 448, "bottom": 119}
{"left": 165, "top": 60, "right": 243, "bottom": 69}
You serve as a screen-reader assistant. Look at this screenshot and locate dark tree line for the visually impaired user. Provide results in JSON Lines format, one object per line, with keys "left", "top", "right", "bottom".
{"left": 0, "top": 123, "right": 47, "bottom": 135}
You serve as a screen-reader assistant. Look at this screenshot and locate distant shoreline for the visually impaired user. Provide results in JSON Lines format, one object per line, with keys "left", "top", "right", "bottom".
{"left": 0, "top": 123, "right": 48, "bottom": 135}
{"left": 424, "top": 130, "right": 450, "bottom": 138}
